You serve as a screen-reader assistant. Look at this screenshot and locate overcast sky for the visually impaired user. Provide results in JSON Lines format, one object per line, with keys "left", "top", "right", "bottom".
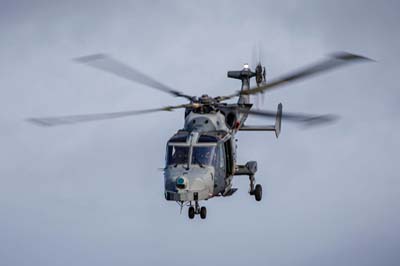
{"left": 0, "top": 1, "right": 399, "bottom": 266}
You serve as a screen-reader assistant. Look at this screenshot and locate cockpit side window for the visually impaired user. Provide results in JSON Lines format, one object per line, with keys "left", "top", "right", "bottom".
{"left": 218, "top": 144, "right": 225, "bottom": 169}
{"left": 224, "top": 138, "right": 234, "bottom": 177}
{"left": 212, "top": 143, "right": 226, "bottom": 170}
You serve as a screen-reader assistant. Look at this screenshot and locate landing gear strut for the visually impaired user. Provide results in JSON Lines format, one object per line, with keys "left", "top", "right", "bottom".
{"left": 249, "top": 174, "right": 263, "bottom": 201}
{"left": 188, "top": 201, "right": 207, "bottom": 219}
{"left": 235, "top": 161, "right": 263, "bottom": 202}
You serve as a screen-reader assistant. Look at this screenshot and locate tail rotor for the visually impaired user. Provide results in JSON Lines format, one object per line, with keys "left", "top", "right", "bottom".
{"left": 252, "top": 44, "right": 267, "bottom": 106}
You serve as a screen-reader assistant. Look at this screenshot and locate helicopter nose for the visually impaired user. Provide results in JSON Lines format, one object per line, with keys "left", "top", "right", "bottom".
{"left": 190, "top": 178, "right": 207, "bottom": 191}
{"left": 175, "top": 176, "right": 206, "bottom": 191}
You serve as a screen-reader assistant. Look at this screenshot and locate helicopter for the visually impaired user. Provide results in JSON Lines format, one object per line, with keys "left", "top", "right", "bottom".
{"left": 28, "top": 51, "right": 371, "bottom": 219}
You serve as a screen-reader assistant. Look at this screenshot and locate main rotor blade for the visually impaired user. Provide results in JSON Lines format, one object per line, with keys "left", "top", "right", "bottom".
{"left": 216, "top": 52, "right": 372, "bottom": 101}
{"left": 243, "top": 108, "right": 338, "bottom": 127}
{"left": 27, "top": 104, "right": 191, "bottom": 127}
{"left": 74, "top": 54, "right": 194, "bottom": 101}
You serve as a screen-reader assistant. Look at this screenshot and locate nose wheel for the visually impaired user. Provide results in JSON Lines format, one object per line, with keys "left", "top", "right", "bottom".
{"left": 200, "top": 206, "right": 207, "bottom": 219}
{"left": 188, "top": 201, "right": 207, "bottom": 219}
{"left": 188, "top": 206, "right": 195, "bottom": 219}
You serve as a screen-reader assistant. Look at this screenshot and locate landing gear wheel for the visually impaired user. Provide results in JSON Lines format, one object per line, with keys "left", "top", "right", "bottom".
{"left": 188, "top": 206, "right": 195, "bottom": 219}
{"left": 254, "top": 184, "right": 262, "bottom": 201}
{"left": 200, "top": 206, "right": 207, "bottom": 219}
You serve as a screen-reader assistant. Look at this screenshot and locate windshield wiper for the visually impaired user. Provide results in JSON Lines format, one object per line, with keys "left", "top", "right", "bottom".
{"left": 193, "top": 157, "right": 205, "bottom": 168}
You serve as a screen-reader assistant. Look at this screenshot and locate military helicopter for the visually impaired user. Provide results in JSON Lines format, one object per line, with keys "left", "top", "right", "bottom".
{"left": 28, "top": 51, "right": 371, "bottom": 219}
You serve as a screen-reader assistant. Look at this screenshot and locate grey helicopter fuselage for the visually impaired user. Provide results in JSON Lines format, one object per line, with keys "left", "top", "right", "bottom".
{"left": 164, "top": 107, "right": 238, "bottom": 202}
{"left": 163, "top": 67, "right": 254, "bottom": 204}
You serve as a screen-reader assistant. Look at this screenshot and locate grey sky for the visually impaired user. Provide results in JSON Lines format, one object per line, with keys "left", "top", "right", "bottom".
{"left": 0, "top": 1, "right": 399, "bottom": 266}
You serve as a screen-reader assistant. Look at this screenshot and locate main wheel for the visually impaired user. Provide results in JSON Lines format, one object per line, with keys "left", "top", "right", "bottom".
{"left": 200, "top": 206, "right": 207, "bottom": 219}
{"left": 188, "top": 206, "right": 195, "bottom": 219}
{"left": 254, "top": 184, "right": 262, "bottom": 201}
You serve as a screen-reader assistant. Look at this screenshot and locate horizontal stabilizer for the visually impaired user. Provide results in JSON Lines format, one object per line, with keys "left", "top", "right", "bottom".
{"left": 239, "top": 125, "right": 275, "bottom": 131}
{"left": 239, "top": 103, "right": 283, "bottom": 138}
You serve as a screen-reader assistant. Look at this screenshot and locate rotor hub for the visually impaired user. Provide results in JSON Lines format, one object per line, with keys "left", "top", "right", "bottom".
{"left": 199, "top": 94, "right": 213, "bottom": 105}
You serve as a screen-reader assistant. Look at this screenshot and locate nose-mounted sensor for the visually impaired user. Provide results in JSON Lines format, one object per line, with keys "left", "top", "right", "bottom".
{"left": 176, "top": 176, "right": 186, "bottom": 189}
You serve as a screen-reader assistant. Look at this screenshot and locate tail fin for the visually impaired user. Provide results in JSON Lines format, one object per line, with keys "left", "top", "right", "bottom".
{"left": 227, "top": 67, "right": 256, "bottom": 104}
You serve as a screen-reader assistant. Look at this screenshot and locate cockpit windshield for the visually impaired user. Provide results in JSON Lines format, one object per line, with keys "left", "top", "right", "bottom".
{"left": 167, "top": 146, "right": 189, "bottom": 166}
{"left": 191, "top": 146, "right": 216, "bottom": 166}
